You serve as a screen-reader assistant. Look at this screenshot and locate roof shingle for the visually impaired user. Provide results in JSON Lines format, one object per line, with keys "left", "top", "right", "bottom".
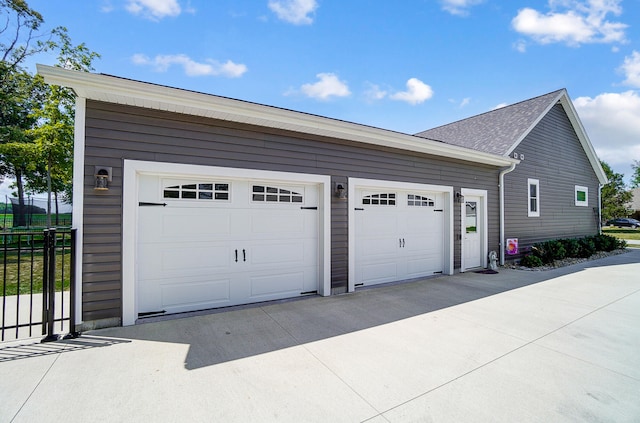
{"left": 415, "top": 90, "right": 565, "bottom": 156}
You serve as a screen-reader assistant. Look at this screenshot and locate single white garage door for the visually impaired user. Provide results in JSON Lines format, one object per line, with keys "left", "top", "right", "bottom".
{"left": 354, "top": 188, "right": 444, "bottom": 287}
{"left": 136, "top": 175, "right": 319, "bottom": 316}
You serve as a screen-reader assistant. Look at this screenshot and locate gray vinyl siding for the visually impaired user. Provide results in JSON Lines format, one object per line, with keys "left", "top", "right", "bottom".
{"left": 504, "top": 103, "right": 600, "bottom": 258}
{"left": 81, "top": 100, "right": 502, "bottom": 323}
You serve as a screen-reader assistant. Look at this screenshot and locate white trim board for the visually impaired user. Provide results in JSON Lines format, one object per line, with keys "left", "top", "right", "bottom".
{"left": 122, "top": 160, "right": 331, "bottom": 326}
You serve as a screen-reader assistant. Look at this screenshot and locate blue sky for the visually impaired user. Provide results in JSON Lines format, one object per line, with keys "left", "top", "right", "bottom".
{"left": 6, "top": 0, "right": 640, "bottom": 196}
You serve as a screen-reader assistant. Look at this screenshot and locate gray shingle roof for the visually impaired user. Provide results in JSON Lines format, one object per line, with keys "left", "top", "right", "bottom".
{"left": 415, "top": 89, "right": 566, "bottom": 156}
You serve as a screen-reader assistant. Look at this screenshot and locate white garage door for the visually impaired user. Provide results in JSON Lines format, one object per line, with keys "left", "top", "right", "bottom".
{"left": 354, "top": 188, "right": 444, "bottom": 287}
{"left": 136, "top": 175, "right": 319, "bottom": 316}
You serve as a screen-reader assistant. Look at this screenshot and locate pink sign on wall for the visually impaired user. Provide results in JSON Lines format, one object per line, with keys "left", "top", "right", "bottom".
{"left": 506, "top": 238, "right": 518, "bottom": 255}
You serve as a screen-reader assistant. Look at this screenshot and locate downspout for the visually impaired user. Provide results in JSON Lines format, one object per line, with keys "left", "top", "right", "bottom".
{"left": 499, "top": 163, "right": 517, "bottom": 266}
{"left": 598, "top": 183, "right": 603, "bottom": 234}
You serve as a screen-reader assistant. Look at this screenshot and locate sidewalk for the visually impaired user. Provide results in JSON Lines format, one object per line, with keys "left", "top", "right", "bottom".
{"left": 1, "top": 249, "right": 639, "bottom": 422}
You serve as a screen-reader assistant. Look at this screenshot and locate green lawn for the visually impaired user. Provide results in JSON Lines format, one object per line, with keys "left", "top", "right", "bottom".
{"left": 1, "top": 250, "right": 72, "bottom": 296}
{"left": 603, "top": 227, "right": 640, "bottom": 241}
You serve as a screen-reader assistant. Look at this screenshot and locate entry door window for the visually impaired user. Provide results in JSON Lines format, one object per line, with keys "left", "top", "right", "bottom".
{"left": 465, "top": 202, "right": 477, "bottom": 233}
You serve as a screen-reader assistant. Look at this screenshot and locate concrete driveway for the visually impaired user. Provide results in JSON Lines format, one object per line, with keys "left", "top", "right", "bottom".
{"left": 1, "top": 249, "right": 639, "bottom": 422}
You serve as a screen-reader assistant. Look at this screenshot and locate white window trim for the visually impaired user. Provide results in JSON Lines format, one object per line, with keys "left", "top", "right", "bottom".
{"left": 527, "top": 178, "right": 540, "bottom": 218}
{"left": 575, "top": 185, "right": 588, "bottom": 207}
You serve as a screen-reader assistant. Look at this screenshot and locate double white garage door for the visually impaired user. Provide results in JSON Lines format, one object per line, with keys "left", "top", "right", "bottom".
{"left": 129, "top": 165, "right": 449, "bottom": 320}
{"left": 136, "top": 174, "right": 320, "bottom": 316}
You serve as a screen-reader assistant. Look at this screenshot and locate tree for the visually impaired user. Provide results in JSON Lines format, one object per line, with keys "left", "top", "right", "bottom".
{"left": 0, "top": 63, "right": 46, "bottom": 225}
{"left": 1, "top": 0, "right": 61, "bottom": 73}
{"left": 1, "top": 0, "right": 60, "bottom": 226}
{"left": 27, "top": 31, "right": 99, "bottom": 225}
{"left": 600, "top": 160, "right": 632, "bottom": 222}
{"left": 631, "top": 160, "right": 640, "bottom": 189}
{"left": 1, "top": 1, "right": 99, "bottom": 227}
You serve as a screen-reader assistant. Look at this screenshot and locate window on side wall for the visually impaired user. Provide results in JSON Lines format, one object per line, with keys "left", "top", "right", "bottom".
{"left": 528, "top": 178, "right": 540, "bottom": 217}
{"left": 575, "top": 185, "right": 588, "bottom": 207}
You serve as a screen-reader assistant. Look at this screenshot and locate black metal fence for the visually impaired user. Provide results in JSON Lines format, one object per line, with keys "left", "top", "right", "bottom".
{"left": 1, "top": 229, "right": 77, "bottom": 342}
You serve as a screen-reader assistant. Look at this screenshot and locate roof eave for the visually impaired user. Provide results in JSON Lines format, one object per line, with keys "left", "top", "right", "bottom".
{"left": 37, "top": 64, "right": 516, "bottom": 168}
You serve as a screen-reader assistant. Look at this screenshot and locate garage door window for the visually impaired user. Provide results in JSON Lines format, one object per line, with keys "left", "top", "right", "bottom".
{"left": 362, "top": 193, "right": 396, "bottom": 206}
{"left": 252, "top": 185, "right": 303, "bottom": 203}
{"left": 163, "top": 182, "right": 230, "bottom": 200}
{"left": 407, "top": 194, "right": 434, "bottom": 207}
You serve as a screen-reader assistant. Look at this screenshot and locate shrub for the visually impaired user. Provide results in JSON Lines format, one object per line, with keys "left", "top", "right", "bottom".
{"left": 531, "top": 240, "right": 566, "bottom": 264}
{"left": 520, "top": 254, "right": 543, "bottom": 267}
{"left": 560, "top": 238, "right": 581, "bottom": 258}
{"left": 577, "top": 237, "right": 596, "bottom": 258}
{"left": 592, "top": 234, "right": 619, "bottom": 252}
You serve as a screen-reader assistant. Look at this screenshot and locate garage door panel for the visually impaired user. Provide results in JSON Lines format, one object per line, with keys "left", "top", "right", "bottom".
{"left": 359, "top": 261, "right": 398, "bottom": 284}
{"left": 406, "top": 255, "right": 442, "bottom": 277}
{"left": 250, "top": 242, "right": 305, "bottom": 266}
{"left": 250, "top": 211, "right": 305, "bottom": 235}
{"left": 357, "top": 237, "right": 398, "bottom": 257}
{"left": 249, "top": 271, "right": 307, "bottom": 298}
{"left": 161, "top": 278, "right": 231, "bottom": 313}
{"left": 138, "top": 244, "right": 231, "bottom": 279}
{"left": 139, "top": 210, "right": 233, "bottom": 242}
{"left": 356, "top": 213, "right": 398, "bottom": 235}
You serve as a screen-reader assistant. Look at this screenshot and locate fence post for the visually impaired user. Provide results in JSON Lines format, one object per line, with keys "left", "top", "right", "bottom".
{"left": 42, "top": 228, "right": 60, "bottom": 342}
{"left": 65, "top": 228, "right": 79, "bottom": 338}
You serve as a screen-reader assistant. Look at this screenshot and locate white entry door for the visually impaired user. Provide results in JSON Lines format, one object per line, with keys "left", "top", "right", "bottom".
{"left": 354, "top": 189, "right": 445, "bottom": 287}
{"left": 463, "top": 195, "right": 483, "bottom": 269}
{"left": 136, "top": 175, "right": 319, "bottom": 316}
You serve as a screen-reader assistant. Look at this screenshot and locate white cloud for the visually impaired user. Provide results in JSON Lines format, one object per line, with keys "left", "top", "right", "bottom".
{"left": 493, "top": 103, "right": 508, "bottom": 110}
{"left": 364, "top": 83, "right": 388, "bottom": 102}
{"left": 299, "top": 73, "right": 350, "bottom": 100}
{"left": 269, "top": 0, "right": 318, "bottom": 25}
{"left": 574, "top": 91, "right": 640, "bottom": 171}
{"left": 620, "top": 51, "right": 640, "bottom": 88}
{"left": 512, "top": 0, "right": 627, "bottom": 46}
{"left": 459, "top": 97, "right": 471, "bottom": 108}
{"left": 440, "top": 0, "right": 484, "bottom": 16}
{"left": 126, "top": 0, "right": 181, "bottom": 20}
{"left": 132, "top": 54, "right": 247, "bottom": 78}
{"left": 390, "top": 78, "right": 434, "bottom": 105}
{"left": 100, "top": 1, "right": 114, "bottom": 13}
{"left": 513, "top": 39, "right": 528, "bottom": 53}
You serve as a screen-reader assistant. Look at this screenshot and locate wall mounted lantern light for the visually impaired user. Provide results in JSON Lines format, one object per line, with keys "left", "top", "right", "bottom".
{"left": 455, "top": 191, "right": 465, "bottom": 203}
{"left": 94, "top": 166, "right": 112, "bottom": 191}
{"left": 335, "top": 183, "right": 347, "bottom": 199}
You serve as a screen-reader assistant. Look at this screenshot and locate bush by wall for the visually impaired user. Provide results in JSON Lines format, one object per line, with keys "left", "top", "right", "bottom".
{"left": 519, "top": 234, "right": 625, "bottom": 268}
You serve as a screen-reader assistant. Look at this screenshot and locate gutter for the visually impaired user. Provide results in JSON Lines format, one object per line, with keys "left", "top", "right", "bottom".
{"left": 499, "top": 163, "right": 517, "bottom": 265}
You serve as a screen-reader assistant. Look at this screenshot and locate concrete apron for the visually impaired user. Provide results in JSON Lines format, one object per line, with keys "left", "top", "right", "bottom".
{"left": 1, "top": 249, "right": 639, "bottom": 422}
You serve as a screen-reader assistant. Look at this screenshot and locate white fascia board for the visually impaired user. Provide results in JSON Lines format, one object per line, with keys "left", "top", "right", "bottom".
{"left": 37, "top": 64, "right": 516, "bottom": 168}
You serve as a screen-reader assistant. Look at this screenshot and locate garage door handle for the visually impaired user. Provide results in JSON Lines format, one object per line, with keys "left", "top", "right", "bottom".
{"left": 403, "top": 238, "right": 405, "bottom": 248}
{"left": 235, "top": 249, "right": 238, "bottom": 262}
{"left": 243, "top": 249, "right": 246, "bottom": 262}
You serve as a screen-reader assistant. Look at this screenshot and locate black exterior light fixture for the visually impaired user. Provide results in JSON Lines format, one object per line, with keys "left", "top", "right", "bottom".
{"left": 335, "top": 183, "right": 347, "bottom": 199}
{"left": 94, "top": 166, "right": 112, "bottom": 191}
{"left": 455, "top": 191, "right": 465, "bottom": 203}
